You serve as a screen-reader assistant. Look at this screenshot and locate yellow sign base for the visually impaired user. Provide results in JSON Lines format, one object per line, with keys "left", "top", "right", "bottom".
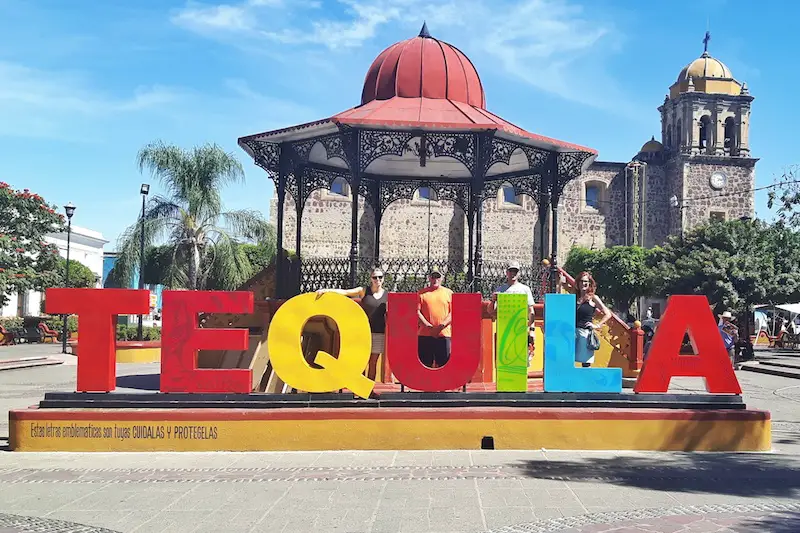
{"left": 10, "top": 407, "right": 771, "bottom": 452}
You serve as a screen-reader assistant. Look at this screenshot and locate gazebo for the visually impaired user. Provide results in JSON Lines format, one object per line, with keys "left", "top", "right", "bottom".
{"left": 239, "top": 24, "right": 596, "bottom": 297}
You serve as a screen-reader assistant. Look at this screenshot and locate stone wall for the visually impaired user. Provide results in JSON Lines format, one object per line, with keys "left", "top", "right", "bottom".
{"left": 681, "top": 157, "right": 756, "bottom": 228}
{"left": 557, "top": 163, "right": 624, "bottom": 260}
{"left": 379, "top": 196, "right": 465, "bottom": 261}
{"left": 642, "top": 163, "right": 670, "bottom": 247}
{"left": 480, "top": 190, "right": 540, "bottom": 264}
{"left": 269, "top": 155, "right": 755, "bottom": 265}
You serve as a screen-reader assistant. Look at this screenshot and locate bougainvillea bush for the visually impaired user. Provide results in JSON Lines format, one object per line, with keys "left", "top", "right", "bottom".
{"left": 0, "top": 182, "right": 65, "bottom": 308}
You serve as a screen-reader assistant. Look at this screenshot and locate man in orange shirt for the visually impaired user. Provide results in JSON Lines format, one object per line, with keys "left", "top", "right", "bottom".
{"left": 417, "top": 268, "right": 453, "bottom": 368}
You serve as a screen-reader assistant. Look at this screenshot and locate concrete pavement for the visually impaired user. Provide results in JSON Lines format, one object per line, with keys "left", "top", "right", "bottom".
{"left": 0, "top": 344, "right": 798, "bottom": 532}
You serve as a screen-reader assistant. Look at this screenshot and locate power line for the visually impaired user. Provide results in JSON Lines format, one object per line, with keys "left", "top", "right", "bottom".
{"left": 556, "top": 178, "right": 800, "bottom": 209}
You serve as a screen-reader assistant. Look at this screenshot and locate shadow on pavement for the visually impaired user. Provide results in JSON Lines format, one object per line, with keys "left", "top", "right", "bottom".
{"left": 518, "top": 453, "right": 800, "bottom": 498}
{"left": 739, "top": 511, "right": 800, "bottom": 532}
{"left": 116, "top": 373, "right": 160, "bottom": 391}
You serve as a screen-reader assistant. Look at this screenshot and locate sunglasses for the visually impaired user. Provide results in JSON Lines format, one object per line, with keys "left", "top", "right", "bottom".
{"left": 372, "top": 275, "right": 383, "bottom": 280}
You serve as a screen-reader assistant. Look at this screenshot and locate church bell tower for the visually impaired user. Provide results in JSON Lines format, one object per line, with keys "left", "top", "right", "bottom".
{"left": 659, "top": 32, "right": 752, "bottom": 158}
{"left": 656, "top": 32, "right": 756, "bottom": 235}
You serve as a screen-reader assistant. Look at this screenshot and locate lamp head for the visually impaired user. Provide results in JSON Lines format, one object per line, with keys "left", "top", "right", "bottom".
{"left": 140, "top": 183, "right": 150, "bottom": 195}
{"left": 64, "top": 202, "right": 76, "bottom": 220}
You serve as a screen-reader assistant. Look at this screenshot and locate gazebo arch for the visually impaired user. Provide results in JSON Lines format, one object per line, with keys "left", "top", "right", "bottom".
{"left": 239, "top": 25, "right": 596, "bottom": 297}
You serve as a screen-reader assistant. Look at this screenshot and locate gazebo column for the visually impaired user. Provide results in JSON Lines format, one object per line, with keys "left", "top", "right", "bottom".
{"left": 371, "top": 180, "right": 382, "bottom": 265}
{"left": 294, "top": 165, "right": 305, "bottom": 294}
{"left": 348, "top": 131, "right": 362, "bottom": 287}
{"left": 537, "top": 192, "right": 550, "bottom": 263}
{"left": 275, "top": 143, "right": 290, "bottom": 299}
{"left": 472, "top": 133, "right": 489, "bottom": 289}
{"left": 548, "top": 154, "right": 561, "bottom": 293}
{"left": 467, "top": 196, "right": 475, "bottom": 284}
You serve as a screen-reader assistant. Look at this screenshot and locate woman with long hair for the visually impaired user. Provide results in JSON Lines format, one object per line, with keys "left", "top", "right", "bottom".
{"left": 316, "top": 267, "right": 387, "bottom": 380}
{"left": 575, "top": 271, "right": 612, "bottom": 367}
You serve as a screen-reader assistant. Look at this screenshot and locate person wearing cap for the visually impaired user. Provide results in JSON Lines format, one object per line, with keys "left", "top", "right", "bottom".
{"left": 718, "top": 311, "right": 739, "bottom": 367}
{"left": 492, "top": 260, "right": 536, "bottom": 365}
{"left": 417, "top": 268, "right": 453, "bottom": 368}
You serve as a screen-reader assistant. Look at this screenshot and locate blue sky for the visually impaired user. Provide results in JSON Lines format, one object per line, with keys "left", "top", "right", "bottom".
{"left": 0, "top": 0, "right": 795, "bottom": 248}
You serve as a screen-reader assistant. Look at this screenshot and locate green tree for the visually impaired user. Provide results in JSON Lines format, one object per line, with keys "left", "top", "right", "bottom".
{"left": 0, "top": 182, "right": 65, "bottom": 307}
{"left": 649, "top": 219, "right": 800, "bottom": 315}
{"left": 768, "top": 165, "right": 800, "bottom": 227}
{"left": 563, "top": 245, "right": 654, "bottom": 316}
{"left": 57, "top": 258, "right": 97, "bottom": 288}
{"left": 240, "top": 242, "right": 276, "bottom": 274}
{"left": 114, "top": 141, "right": 274, "bottom": 290}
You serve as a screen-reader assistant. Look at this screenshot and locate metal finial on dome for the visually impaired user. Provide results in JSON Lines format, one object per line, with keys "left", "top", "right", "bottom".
{"left": 702, "top": 30, "right": 711, "bottom": 55}
{"left": 419, "top": 22, "right": 431, "bottom": 38}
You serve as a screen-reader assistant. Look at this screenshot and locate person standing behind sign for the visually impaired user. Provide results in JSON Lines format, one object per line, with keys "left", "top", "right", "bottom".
{"left": 316, "top": 267, "right": 388, "bottom": 380}
{"left": 417, "top": 268, "right": 453, "bottom": 368}
{"left": 575, "top": 272, "right": 612, "bottom": 368}
{"left": 718, "top": 311, "right": 739, "bottom": 368}
{"left": 492, "top": 260, "right": 536, "bottom": 366}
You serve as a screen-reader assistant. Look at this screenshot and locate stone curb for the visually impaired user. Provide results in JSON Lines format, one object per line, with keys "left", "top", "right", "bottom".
{"left": 0, "top": 356, "right": 63, "bottom": 371}
{"left": 485, "top": 502, "right": 800, "bottom": 533}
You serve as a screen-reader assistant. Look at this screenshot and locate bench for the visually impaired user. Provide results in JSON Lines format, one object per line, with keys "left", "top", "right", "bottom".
{"left": 0, "top": 325, "right": 16, "bottom": 345}
{"left": 38, "top": 322, "right": 59, "bottom": 343}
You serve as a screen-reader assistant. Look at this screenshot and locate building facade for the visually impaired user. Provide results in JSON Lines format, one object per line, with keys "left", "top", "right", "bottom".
{"left": 269, "top": 40, "right": 756, "bottom": 294}
{"left": 1, "top": 226, "right": 108, "bottom": 317}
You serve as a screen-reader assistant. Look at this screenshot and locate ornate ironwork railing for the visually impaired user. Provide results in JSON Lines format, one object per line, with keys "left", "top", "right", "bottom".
{"left": 299, "top": 257, "right": 550, "bottom": 300}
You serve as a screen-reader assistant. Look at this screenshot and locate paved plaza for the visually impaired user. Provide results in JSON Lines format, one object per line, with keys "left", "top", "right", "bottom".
{"left": 0, "top": 344, "right": 799, "bottom": 532}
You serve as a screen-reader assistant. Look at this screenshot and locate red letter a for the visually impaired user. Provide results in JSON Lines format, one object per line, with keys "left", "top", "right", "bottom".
{"left": 160, "top": 291, "right": 253, "bottom": 393}
{"left": 46, "top": 288, "right": 150, "bottom": 392}
{"left": 386, "top": 292, "right": 481, "bottom": 392}
{"left": 634, "top": 295, "right": 742, "bottom": 394}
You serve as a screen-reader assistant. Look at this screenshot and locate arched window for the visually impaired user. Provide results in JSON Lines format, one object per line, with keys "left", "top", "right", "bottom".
{"left": 676, "top": 119, "right": 682, "bottom": 149}
{"left": 699, "top": 115, "right": 713, "bottom": 153}
{"left": 418, "top": 187, "right": 437, "bottom": 201}
{"left": 502, "top": 185, "right": 522, "bottom": 206}
{"left": 724, "top": 117, "right": 737, "bottom": 152}
{"left": 583, "top": 180, "right": 607, "bottom": 214}
{"left": 586, "top": 185, "right": 600, "bottom": 209}
{"left": 330, "top": 177, "right": 349, "bottom": 196}
{"left": 666, "top": 130, "right": 672, "bottom": 149}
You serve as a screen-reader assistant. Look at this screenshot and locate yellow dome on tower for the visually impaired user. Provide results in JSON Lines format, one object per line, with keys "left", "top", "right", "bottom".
{"left": 668, "top": 35, "right": 744, "bottom": 99}
{"left": 640, "top": 136, "right": 663, "bottom": 153}
{"left": 677, "top": 52, "right": 733, "bottom": 83}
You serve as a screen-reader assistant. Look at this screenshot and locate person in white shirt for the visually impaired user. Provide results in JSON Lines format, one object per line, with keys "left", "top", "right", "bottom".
{"left": 492, "top": 260, "right": 536, "bottom": 367}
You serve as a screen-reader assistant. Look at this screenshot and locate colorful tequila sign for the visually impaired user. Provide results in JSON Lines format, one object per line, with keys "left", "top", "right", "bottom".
{"left": 45, "top": 289, "right": 742, "bottom": 398}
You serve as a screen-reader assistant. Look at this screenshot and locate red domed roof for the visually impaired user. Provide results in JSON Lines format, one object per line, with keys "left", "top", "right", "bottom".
{"left": 360, "top": 23, "right": 486, "bottom": 109}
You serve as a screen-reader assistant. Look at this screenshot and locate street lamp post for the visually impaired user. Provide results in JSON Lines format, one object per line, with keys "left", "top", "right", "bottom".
{"left": 61, "top": 202, "right": 76, "bottom": 354}
{"left": 137, "top": 184, "right": 150, "bottom": 341}
{"left": 669, "top": 195, "right": 686, "bottom": 239}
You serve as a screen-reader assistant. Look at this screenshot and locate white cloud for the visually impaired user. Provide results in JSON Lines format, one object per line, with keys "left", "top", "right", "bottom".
{"left": 263, "top": 0, "right": 401, "bottom": 49}
{"left": 171, "top": 3, "right": 253, "bottom": 33}
{"left": 0, "top": 60, "right": 319, "bottom": 143}
{"left": 171, "top": 0, "right": 320, "bottom": 35}
{"left": 171, "top": 0, "right": 642, "bottom": 116}
{"left": 0, "top": 61, "right": 184, "bottom": 140}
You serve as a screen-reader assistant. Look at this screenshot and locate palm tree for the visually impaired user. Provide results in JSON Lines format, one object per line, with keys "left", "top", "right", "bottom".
{"left": 114, "top": 140, "right": 275, "bottom": 290}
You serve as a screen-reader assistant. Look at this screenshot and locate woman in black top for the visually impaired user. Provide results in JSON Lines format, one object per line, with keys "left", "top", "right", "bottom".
{"left": 316, "top": 268, "right": 387, "bottom": 380}
{"left": 575, "top": 271, "right": 612, "bottom": 367}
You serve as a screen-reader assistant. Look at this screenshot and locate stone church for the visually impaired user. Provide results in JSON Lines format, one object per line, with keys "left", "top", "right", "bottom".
{"left": 270, "top": 34, "right": 755, "bottom": 283}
